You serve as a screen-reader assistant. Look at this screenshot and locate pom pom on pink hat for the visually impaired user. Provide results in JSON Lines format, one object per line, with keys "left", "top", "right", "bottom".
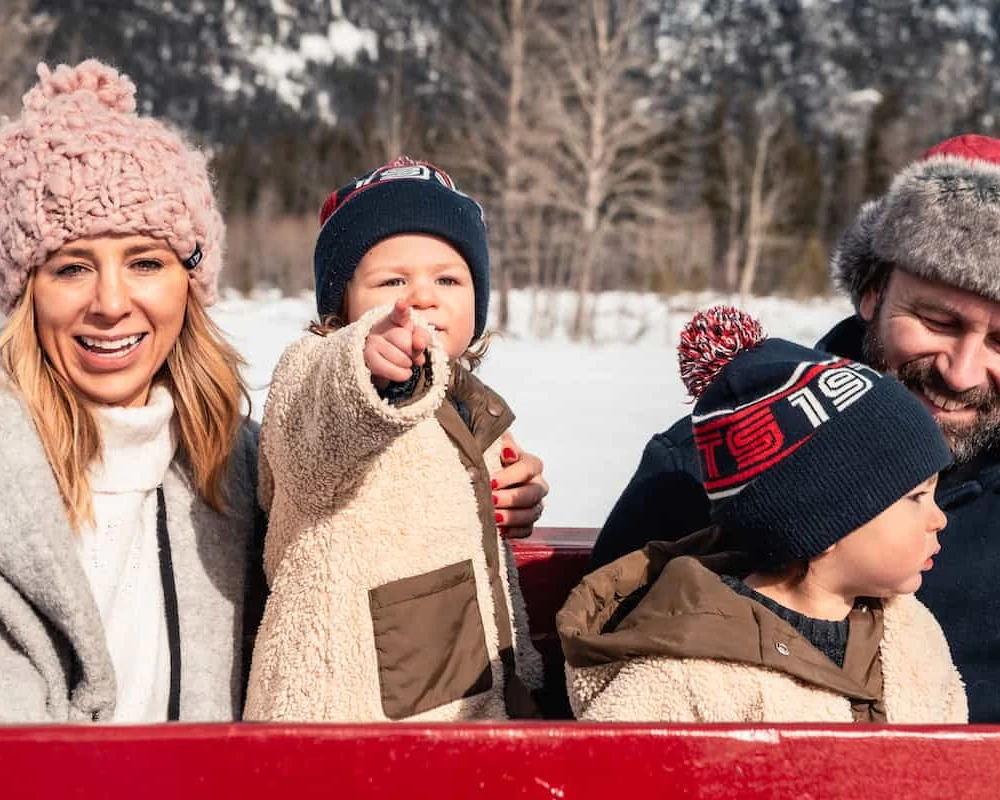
{"left": 0, "top": 59, "right": 225, "bottom": 314}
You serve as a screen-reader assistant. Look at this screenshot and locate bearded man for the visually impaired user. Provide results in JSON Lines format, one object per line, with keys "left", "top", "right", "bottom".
{"left": 589, "top": 134, "right": 1000, "bottom": 722}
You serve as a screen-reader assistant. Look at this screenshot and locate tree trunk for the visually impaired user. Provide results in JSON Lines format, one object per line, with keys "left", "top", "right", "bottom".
{"left": 738, "top": 121, "right": 778, "bottom": 298}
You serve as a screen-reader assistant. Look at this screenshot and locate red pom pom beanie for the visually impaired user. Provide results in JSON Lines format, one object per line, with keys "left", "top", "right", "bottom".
{"left": 679, "top": 305, "right": 951, "bottom": 569}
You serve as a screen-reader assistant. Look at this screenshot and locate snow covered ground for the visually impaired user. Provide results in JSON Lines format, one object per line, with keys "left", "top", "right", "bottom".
{"left": 210, "top": 289, "right": 854, "bottom": 530}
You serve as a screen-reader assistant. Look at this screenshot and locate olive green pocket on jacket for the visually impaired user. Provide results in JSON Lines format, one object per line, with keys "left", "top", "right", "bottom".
{"left": 369, "top": 560, "right": 493, "bottom": 720}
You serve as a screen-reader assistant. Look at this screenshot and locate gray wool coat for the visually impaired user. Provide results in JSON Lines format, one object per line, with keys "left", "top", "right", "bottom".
{"left": 0, "top": 380, "right": 265, "bottom": 723}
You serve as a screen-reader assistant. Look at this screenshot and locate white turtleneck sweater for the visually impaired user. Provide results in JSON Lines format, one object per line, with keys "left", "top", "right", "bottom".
{"left": 75, "top": 384, "right": 177, "bottom": 722}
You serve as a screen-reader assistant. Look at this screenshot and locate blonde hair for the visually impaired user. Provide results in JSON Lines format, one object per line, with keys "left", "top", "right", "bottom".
{"left": 0, "top": 276, "right": 250, "bottom": 529}
{"left": 309, "top": 313, "right": 491, "bottom": 372}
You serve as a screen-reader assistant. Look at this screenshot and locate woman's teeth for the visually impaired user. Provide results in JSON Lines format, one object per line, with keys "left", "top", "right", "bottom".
{"left": 78, "top": 334, "right": 143, "bottom": 353}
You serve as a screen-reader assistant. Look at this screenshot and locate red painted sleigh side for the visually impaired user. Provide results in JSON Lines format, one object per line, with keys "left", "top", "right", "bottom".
{"left": 2, "top": 527, "right": 997, "bottom": 800}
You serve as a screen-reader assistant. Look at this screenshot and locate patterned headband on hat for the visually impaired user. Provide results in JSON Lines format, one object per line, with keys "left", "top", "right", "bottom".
{"left": 313, "top": 155, "right": 491, "bottom": 338}
{"left": 832, "top": 133, "right": 1000, "bottom": 310}
{"left": 679, "top": 306, "right": 950, "bottom": 569}
{"left": 0, "top": 60, "right": 225, "bottom": 314}
{"left": 319, "top": 158, "right": 482, "bottom": 225}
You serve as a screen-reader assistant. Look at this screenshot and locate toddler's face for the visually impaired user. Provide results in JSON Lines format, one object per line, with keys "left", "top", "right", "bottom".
{"left": 345, "top": 234, "right": 476, "bottom": 361}
{"left": 821, "top": 473, "right": 946, "bottom": 597}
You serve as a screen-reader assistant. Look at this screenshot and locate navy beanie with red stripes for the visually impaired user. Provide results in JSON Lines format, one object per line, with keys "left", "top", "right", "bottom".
{"left": 313, "top": 156, "right": 490, "bottom": 338}
{"left": 678, "top": 306, "right": 951, "bottom": 570}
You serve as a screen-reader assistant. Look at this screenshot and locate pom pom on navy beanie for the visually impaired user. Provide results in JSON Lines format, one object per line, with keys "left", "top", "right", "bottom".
{"left": 678, "top": 305, "right": 951, "bottom": 570}
{"left": 313, "top": 156, "right": 490, "bottom": 338}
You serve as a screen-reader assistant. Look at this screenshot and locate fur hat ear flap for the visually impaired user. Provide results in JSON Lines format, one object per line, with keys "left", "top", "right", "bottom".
{"left": 830, "top": 198, "right": 887, "bottom": 312}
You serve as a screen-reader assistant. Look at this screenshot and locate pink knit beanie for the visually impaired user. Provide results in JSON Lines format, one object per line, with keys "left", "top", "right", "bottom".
{"left": 0, "top": 60, "right": 225, "bottom": 314}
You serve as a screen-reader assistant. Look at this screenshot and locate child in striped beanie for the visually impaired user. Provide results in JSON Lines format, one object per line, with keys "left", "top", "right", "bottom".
{"left": 558, "top": 305, "right": 966, "bottom": 724}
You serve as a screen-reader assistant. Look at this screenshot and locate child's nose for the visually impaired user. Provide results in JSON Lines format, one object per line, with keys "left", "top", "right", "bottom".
{"left": 929, "top": 500, "right": 947, "bottom": 534}
{"left": 405, "top": 283, "right": 436, "bottom": 309}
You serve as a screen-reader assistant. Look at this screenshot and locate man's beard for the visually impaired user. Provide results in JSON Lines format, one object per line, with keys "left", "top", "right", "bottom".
{"left": 863, "top": 322, "right": 1000, "bottom": 463}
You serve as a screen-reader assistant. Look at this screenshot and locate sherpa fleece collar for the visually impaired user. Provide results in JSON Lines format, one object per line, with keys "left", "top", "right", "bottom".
{"left": 558, "top": 534, "right": 884, "bottom": 705}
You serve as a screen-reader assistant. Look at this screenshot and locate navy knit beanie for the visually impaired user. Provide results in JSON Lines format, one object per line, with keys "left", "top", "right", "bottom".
{"left": 313, "top": 156, "right": 490, "bottom": 338}
{"left": 678, "top": 306, "right": 951, "bottom": 570}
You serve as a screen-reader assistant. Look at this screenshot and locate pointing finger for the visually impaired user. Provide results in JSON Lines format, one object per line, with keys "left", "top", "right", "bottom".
{"left": 390, "top": 297, "right": 412, "bottom": 328}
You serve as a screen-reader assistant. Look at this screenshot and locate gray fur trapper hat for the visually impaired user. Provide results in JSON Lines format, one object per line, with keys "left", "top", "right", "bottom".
{"left": 831, "top": 134, "right": 1000, "bottom": 310}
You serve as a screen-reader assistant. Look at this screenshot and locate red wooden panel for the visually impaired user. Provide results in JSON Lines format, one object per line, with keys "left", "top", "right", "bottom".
{"left": 511, "top": 526, "right": 596, "bottom": 640}
{"left": 511, "top": 527, "right": 596, "bottom": 717}
{"left": 7, "top": 528, "right": 994, "bottom": 799}
{"left": 1, "top": 722, "right": 996, "bottom": 799}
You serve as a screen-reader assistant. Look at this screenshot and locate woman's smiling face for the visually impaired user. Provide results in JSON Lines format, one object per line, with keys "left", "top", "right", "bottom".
{"left": 32, "top": 234, "right": 190, "bottom": 408}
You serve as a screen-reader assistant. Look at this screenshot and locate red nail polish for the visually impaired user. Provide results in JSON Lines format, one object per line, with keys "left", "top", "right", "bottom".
{"left": 491, "top": 479, "right": 498, "bottom": 490}
{"left": 492, "top": 494, "right": 499, "bottom": 505}
{"left": 495, "top": 513, "right": 504, "bottom": 524}
{"left": 502, "top": 448, "right": 517, "bottom": 461}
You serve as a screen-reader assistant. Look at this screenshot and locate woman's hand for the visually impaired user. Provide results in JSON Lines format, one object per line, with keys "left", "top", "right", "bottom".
{"left": 491, "top": 432, "right": 548, "bottom": 539}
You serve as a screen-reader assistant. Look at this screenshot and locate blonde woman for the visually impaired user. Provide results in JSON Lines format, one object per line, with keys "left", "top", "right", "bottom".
{"left": 0, "top": 60, "right": 264, "bottom": 722}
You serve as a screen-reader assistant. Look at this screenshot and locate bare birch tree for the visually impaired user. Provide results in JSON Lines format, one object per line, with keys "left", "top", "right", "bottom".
{"left": 433, "top": 0, "right": 550, "bottom": 330}
{"left": 737, "top": 93, "right": 797, "bottom": 298}
{"left": 738, "top": 114, "right": 781, "bottom": 297}
{"left": 709, "top": 91, "right": 797, "bottom": 298}
{"left": 719, "top": 125, "right": 745, "bottom": 292}
{"left": 528, "top": 0, "right": 668, "bottom": 340}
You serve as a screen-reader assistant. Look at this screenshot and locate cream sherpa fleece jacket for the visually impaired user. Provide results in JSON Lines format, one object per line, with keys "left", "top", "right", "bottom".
{"left": 244, "top": 305, "right": 541, "bottom": 722}
{"left": 567, "top": 592, "right": 966, "bottom": 723}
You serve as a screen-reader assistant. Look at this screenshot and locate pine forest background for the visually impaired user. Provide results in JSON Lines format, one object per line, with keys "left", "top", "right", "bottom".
{"left": 4, "top": 0, "right": 999, "bottom": 339}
